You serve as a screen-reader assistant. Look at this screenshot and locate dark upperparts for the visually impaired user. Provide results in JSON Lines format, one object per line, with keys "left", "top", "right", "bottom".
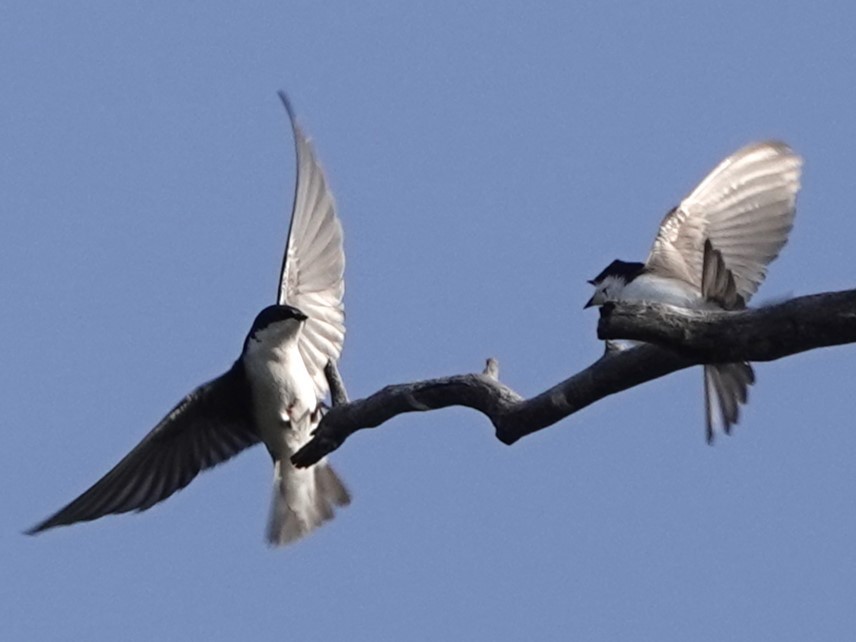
{"left": 588, "top": 260, "right": 646, "bottom": 285}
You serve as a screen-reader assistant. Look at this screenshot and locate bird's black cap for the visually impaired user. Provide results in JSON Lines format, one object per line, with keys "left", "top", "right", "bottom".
{"left": 587, "top": 260, "right": 646, "bottom": 285}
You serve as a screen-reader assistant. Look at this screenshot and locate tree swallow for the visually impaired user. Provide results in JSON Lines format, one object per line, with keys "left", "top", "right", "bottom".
{"left": 27, "top": 93, "right": 350, "bottom": 545}
{"left": 585, "top": 141, "right": 802, "bottom": 441}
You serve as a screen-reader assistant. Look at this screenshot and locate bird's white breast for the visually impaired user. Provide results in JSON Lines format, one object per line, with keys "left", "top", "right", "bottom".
{"left": 244, "top": 338, "right": 318, "bottom": 455}
{"left": 619, "top": 274, "right": 715, "bottom": 310}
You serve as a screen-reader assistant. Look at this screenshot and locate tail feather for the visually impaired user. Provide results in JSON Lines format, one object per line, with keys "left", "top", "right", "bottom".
{"left": 704, "top": 362, "right": 755, "bottom": 442}
{"left": 266, "top": 459, "right": 350, "bottom": 547}
{"left": 315, "top": 463, "right": 351, "bottom": 507}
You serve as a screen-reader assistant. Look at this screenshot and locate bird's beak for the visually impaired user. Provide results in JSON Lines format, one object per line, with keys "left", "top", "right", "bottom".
{"left": 584, "top": 296, "right": 595, "bottom": 309}
{"left": 293, "top": 309, "right": 308, "bottom": 322}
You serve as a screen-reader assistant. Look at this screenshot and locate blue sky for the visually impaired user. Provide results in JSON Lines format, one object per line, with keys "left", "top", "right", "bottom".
{"left": 4, "top": 2, "right": 856, "bottom": 640}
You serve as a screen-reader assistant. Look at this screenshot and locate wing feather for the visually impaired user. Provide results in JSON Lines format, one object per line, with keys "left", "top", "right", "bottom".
{"left": 276, "top": 93, "right": 345, "bottom": 399}
{"left": 27, "top": 364, "right": 258, "bottom": 534}
{"left": 646, "top": 141, "right": 802, "bottom": 301}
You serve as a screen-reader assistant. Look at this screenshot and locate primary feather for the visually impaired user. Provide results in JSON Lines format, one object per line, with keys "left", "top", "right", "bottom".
{"left": 277, "top": 92, "right": 345, "bottom": 400}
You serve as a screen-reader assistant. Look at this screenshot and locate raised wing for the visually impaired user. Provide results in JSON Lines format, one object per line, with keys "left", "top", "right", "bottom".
{"left": 27, "top": 364, "right": 258, "bottom": 534}
{"left": 646, "top": 141, "right": 802, "bottom": 302}
{"left": 276, "top": 92, "right": 345, "bottom": 399}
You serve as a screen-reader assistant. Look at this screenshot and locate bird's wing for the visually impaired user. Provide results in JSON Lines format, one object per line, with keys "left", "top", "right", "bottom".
{"left": 276, "top": 92, "right": 345, "bottom": 399}
{"left": 27, "top": 364, "right": 258, "bottom": 534}
{"left": 645, "top": 141, "right": 802, "bottom": 302}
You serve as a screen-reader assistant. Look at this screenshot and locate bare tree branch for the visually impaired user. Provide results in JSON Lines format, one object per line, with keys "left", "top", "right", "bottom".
{"left": 294, "top": 348, "right": 693, "bottom": 467}
{"left": 292, "top": 288, "right": 856, "bottom": 468}
{"left": 597, "top": 288, "right": 856, "bottom": 362}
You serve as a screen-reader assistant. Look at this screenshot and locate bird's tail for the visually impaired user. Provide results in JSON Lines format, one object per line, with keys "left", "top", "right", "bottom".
{"left": 266, "top": 458, "right": 350, "bottom": 547}
{"left": 703, "top": 363, "right": 755, "bottom": 442}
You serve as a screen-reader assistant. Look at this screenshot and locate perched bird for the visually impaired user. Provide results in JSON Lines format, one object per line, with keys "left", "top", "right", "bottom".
{"left": 27, "top": 93, "right": 350, "bottom": 545}
{"left": 585, "top": 141, "right": 802, "bottom": 441}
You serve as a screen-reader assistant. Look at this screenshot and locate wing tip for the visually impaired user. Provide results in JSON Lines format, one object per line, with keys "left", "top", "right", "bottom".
{"left": 24, "top": 514, "right": 61, "bottom": 536}
{"left": 278, "top": 90, "right": 307, "bottom": 148}
{"left": 741, "top": 139, "right": 804, "bottom": 169}
{"left": 277, "top": 90, "right": 297, "bottom": 122}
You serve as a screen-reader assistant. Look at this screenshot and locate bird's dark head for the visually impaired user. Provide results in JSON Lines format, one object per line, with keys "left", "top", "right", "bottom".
{"left": 245, "top": 304, "right": 308, "bottom": 351}
{"left": 584, "top": 260, "right": 645, "bottom": 308}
